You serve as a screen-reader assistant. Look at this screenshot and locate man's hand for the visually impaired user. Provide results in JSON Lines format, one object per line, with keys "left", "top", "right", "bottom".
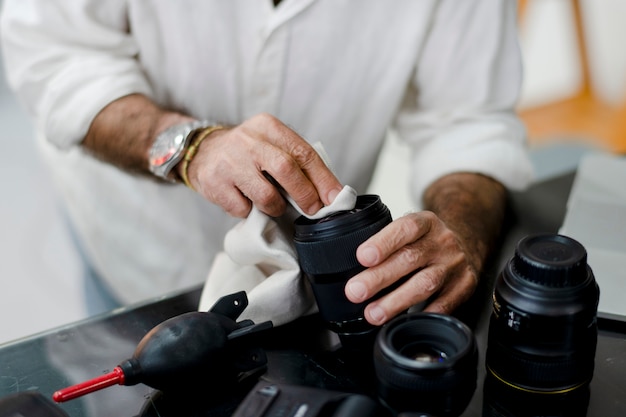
{"left": 345, "top": 172, "right": 506, "bottom": 325}
{"left": 183, "top": 113, "right": 342, "bottom": 218}
{"left": 82, "top": 94, "right": 342, "bottom": 218}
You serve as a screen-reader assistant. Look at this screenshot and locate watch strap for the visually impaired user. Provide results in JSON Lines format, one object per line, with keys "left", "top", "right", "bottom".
{"left": 180, "top": 125, "right": 226, "bottom": 191}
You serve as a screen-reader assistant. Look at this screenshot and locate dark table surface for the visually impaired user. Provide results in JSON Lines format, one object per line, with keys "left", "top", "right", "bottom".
{"left": 1, "top": 172, "right": 625, "bottom": 417}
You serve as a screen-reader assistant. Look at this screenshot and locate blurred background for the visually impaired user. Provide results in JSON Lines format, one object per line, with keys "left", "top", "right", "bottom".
{"left": 1, "top": 0, "right": 625, "bottom": 344}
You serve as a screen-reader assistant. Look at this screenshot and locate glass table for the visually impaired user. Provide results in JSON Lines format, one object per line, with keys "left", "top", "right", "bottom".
{"left": 1, "top": 172, "right": 625, "bottom": 417}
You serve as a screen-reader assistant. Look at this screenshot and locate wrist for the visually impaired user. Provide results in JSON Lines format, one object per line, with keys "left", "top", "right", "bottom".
{"left": 424, "top": 173, "right": 506, "bottom": 271}
{"left": 177, "top": 125, "right": 226, "bottom": 191}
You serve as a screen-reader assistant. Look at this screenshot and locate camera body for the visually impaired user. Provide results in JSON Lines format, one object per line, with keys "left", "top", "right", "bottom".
{"left": 231, "top": 381, "right": 388, "bottom": 417}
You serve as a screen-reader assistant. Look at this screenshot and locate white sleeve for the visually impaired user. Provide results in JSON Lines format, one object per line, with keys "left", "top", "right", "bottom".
{"left": 394, "top": 0, "right": 535, "bottom": 202}
{"left": 0, "top": 0, "right": 153, "bottom": 149}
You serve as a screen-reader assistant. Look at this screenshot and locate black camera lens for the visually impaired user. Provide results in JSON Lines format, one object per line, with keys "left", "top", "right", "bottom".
{"left": 293, "top": 194, "right": 392, "bottom": 345}
{"left": 373, "top": 313, "right": 478, "bottom": 417}
{"left": 486, "top": 233, "right": 600, "bottom": 394}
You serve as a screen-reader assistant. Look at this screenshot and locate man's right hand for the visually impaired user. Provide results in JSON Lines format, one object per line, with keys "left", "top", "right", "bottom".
{"left": 179, "top": 113, "right": 343, "bottom": 218}
{"left": 83, "top": 95, "right": 341, "bottom": 218}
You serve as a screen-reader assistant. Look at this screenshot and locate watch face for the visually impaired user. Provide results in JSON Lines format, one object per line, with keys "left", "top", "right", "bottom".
{"left": 149, "top": 131, "right": 186, "bottom": 167}
{"left": 148, "top": 122, "right": 205, "bottom": 179}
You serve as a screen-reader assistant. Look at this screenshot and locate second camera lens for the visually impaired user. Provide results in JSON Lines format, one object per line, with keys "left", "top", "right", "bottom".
{"left": 373, "top": 313, "right": 478, "bottom": 417}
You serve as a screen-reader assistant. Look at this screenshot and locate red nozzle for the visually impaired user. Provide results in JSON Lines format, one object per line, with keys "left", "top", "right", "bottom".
{"left": 52, "top": 366, "right": 126, "bottom": 403}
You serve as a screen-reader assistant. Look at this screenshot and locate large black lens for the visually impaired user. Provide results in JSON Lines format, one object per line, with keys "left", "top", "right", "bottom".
{"left": 486, "top": 233, "right": 600, "bottom": 395}
{"left": 293, "top": 195, "right": 392, "bottom": 345}
{"left": 373, "top": 313, "right": 478, "bottom": 417}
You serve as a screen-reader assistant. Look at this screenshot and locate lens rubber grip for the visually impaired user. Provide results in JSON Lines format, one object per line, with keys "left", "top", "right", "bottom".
{"left": 294, "top": 216, "right": 390, "bottom": 275}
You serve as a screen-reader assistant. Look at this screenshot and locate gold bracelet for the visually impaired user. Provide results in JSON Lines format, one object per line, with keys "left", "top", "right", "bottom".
{"left": 180, "top": 125, "right": 225, "bottom": 191}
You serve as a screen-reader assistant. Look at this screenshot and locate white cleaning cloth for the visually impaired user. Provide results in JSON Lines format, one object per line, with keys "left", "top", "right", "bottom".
{"left": 198, "top": 155, "right": 358, "bottom": 326}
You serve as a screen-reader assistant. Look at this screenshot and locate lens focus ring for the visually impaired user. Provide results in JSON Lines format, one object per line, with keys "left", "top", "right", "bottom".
{"left": 294, "top": 216, "right": 390, "bottom": 275}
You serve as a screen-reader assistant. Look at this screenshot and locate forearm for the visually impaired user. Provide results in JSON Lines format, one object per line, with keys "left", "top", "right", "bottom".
{"left": 82, "top": 94, "right": 194, "bottom": 175}
{"left": 422, "top": 172, "right": 507, "bottom": 275}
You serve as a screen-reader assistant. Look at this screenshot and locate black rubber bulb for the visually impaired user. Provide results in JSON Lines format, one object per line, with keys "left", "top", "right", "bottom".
{"left": 52, "top": 291, "right": 272, "bottom": 402}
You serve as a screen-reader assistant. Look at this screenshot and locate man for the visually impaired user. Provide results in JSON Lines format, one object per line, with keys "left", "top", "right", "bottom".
{"left": 0, "top": 0, "right": 533, "bottom": 326}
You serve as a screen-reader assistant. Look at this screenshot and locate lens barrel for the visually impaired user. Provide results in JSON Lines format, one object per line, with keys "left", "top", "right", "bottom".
{"left": 486, "top": 233, "right": 600, "bottom": 394}
{"left": 293, "top": 195, "right": 392, "bottom": 344}
{"left": 373, "top": 313, "right": 478, "bottom": 417}
{"left": 482, "top": 371, "right": 591, "bottom": 417}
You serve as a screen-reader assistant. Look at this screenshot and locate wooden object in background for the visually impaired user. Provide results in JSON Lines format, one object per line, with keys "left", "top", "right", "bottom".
{"left": 517, "top": 0, "right": 626, "bottom": 153}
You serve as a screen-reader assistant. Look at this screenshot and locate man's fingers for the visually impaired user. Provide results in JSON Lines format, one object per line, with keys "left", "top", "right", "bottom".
{"left": 422, "top": 273, "right": 477, "bottom": 315}
{"left": 237, "top": 171, "right": 288, "bottom": 217}
{"left": 357, "top": 213, "right": 433, "bottom": 267}
{"left": 194, "top": 113, "right": 342, "bottom": 217}
{"left": 362, "top": 265, "right": 446, "bottom": 325}
{"left": 249, "top": 113, "right": 343, "bottom": 213}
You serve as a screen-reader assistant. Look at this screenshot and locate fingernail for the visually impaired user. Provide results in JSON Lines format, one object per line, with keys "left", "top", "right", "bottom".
{"left": 347, "top": 281, "right": 367, "bottom": 300}
{"left": 327, "top": 188, "right": 340, "bottom": 203}
{"left": 360, "top": 246, "right": 378, "bottom": 265}
{"left": 368, "top": 305, "right": 386, "bottom": 324}
{"left": 306, "top": 202, "right": 323, "bottom": 215}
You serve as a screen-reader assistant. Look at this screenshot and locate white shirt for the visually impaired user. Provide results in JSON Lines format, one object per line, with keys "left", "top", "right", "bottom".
{"left": 0, "top": 0, "right": 534, "bottom": 304}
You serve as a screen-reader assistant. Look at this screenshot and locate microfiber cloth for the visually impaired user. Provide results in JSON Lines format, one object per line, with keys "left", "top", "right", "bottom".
{"left": 198, "top": 145, "right": 358, "bottom": 326}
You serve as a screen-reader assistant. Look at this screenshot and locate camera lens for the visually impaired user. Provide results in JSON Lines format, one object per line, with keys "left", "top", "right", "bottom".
{"left": 293, "top": 194, "right": 392, "bottom": 345}
{"left": 486, "top": 233, "right": 600, "bottom": 394}
{"left": 373, "top": 313, "right": 478, "bottom": 417}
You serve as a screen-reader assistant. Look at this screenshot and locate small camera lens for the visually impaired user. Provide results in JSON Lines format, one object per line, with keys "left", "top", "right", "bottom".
{"left": 373, "top": 313, "right": 478, "bottom": 417}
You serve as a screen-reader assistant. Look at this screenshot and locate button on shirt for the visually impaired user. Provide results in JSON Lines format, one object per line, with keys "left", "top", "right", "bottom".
{"left": 0, "top": 0, "right": 534, "bottom": 304}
